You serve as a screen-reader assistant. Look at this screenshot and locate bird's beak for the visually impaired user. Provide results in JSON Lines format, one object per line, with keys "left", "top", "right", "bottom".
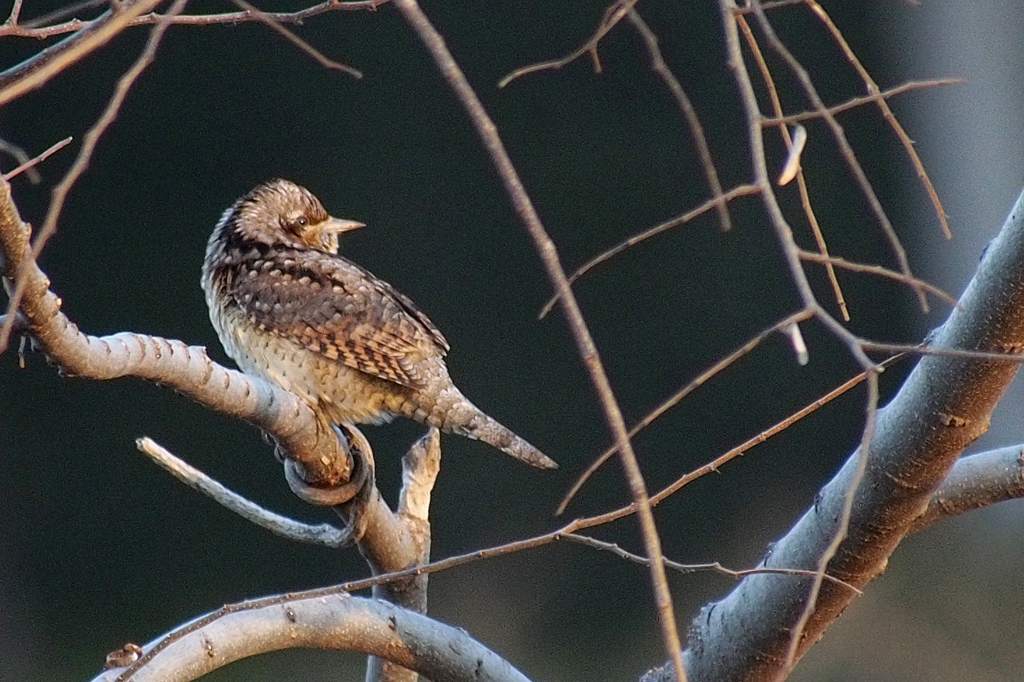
{"left": 325, "top": 217, "right": 366, "bottom": 234}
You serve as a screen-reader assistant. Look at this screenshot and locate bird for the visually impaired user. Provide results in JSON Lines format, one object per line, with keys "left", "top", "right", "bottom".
{"left": 201, "top": 179, "right": 557, "bottom": 470}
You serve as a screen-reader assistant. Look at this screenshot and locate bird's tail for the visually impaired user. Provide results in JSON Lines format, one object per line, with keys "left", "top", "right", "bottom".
{"left": 439, "top": 394, "right": 557, "bottom": 470}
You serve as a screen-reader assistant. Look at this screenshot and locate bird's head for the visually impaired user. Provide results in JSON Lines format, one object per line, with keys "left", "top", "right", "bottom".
{"left": 219, "top": 179, "right": 364, "bottom": 255}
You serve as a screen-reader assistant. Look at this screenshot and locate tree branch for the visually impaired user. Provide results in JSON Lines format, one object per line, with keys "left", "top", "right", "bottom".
{"left": 0, "top": 175, "right": 351, "bottom": 483}
{"left": 643, "top": 189, "right": 1024, "bottom": 680}
{"left": 92, "top": 595, "right": 529, "bottom": 682}
{"left": 391, "top": 2, "right": 687, "bottom": 678}
{"left": 0, "top": 0, "right": 163, "bottom": 108}
{"left": 910, "top": 445, "right": 1024, "bottom": 533}
{"left": 136, "top": 437, "right": 350, "bottom": 547}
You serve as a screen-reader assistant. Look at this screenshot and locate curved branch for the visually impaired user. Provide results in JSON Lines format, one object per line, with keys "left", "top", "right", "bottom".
{"left": 0, "top": 176, "right": 350, "bottom": 485}
{"left": 91, "top": 595, "right": 529, "bottom": 682}
{"left": 136, "top": 437, "right": 350, "bottom": 547}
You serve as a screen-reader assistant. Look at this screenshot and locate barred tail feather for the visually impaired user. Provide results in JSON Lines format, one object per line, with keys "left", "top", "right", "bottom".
{"left": 452, "top": 408, "right": 557, "bottom": 470}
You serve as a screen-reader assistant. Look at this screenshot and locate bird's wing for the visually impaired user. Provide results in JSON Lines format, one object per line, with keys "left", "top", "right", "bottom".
{"left": 227, "top": 252, "right": 449, "bottom": 389}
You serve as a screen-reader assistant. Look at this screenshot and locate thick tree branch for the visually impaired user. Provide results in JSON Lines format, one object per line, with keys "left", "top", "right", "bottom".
{"left": 642, "top": 190, "right": 1024, "bottom": 680}
{"left": 911, "top": 445, "right": 1024, "bottom": 532}
{"left": 363, "top": 428, "right": 440, "bottom": 682}
{"left": 92, "top": 595, "right": 528, "bottom": 682}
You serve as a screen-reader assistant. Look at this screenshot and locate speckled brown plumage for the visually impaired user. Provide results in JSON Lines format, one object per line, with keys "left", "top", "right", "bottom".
{"left": 200, "top": 179, "right": 556, "bottom": 470}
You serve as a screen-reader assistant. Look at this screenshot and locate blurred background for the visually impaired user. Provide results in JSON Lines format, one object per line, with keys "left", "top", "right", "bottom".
{"left": 1, "top": 1, "right": 1022, "bottom": 680}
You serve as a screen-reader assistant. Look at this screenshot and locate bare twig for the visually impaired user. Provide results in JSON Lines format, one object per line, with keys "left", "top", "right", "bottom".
{"left": 0, "top": 0, "right": 163, "bottom": 106}
{"left": 761, "top": 78, "right": 963, "bottom": 127}
{"left": 498, "top": 0, "right": 639, "bottom": 88}
{"left": 562, "top": 533, "right": 861, "bottom": 594}
{"left": 389, "top": 3, "right": 689, "bottom": 678}
{"left": 557, "top": 309, "right": 813, "bottom": 515}
{"left": 0, "top": 137, "right": 41, "bottom": 183}
{"left": 736, "top": 13, "right": 848, "bottom": 320}
{"left": 2, "top": 136, "right": 73, "bottom": 182}
{"left": 804, "top": 0, "right": 952, "bottom": 239}
{"left": 748, "top": 0, "right": 929, "bottom": 311}
{"left": 627, "top": 10, "right": 731, "bottom": 231}
{"left": 797, "top": 250, "right": 958, "bottom": 308}
{"left": 0, "top": 1, "right": 184, "bottom": 354}
{"left": 539, "top": 184, "right": 760, "bottom": 319}
{"left": 20, "top": 0, "right": 107, "bottom": 29}
{"left": 136, "top": 437, "right": 350, "bottom": 547}
{"left": 859, "top": 341, "right": 1024, "bottom": 363}
{"left": 647, "top": 352, "right": 904, "bottom": 509}
{"left": 0, "top": 0, "right": 388, "bottom": 39}
{"left": 230, "top": 0, "right": 363, "bottom": 79}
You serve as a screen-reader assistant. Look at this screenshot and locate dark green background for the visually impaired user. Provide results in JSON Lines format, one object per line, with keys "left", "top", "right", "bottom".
{"left": 1, "top": 2, "right": 1021, "bottom": 680}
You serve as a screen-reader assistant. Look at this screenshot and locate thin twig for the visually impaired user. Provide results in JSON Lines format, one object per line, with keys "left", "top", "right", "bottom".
{"left": 804, "top": 0, "right": 952, "bottom": 239}
{"left": 0, "top": 1, "right": 184, "bottom": 354}
{"left": 748, "top": 0, "right": 929, "bottom": 312}
{"left": 136, "top": 437, "right": 349, "bottom": 547}
{"left": 735, "top": 0, "right": 806, "bottom": 12}
{"left": 739, "top": 18, "right": 850, "bottom": 320}
{"left": 783, "top": 371, "right": 878, "bottom": 671}
{"left": 539, "top": 184, "right": 760, "bottom": 319}
{"left": 230, "top": 0, "right": 362, "bottom": 79}
{"left": 736, "top": 13, "right": 848, "bottom": 319}
{"left": 498, "top": 0, "right": 639, "bottom": 88}
{"left": 798, "top": 250, "right": 958, "bottom": 308}
{"left": 647, "top": 352, "right": 904, "bottom": 509}
{"left": 0, "top": 138, "right": 42, "bottom": 184}
{"left": 562, "top": 533, "right": 861, "bottom": 594}
{"left": 859, "top": 341, "right": 1024, "bottom": 363}
{"left": 20, "top": 0, "right": 107, "bottom": 29}
{"left": 761, "top": 78, "right": 963, "bottom": 127}
{"left": 628, "top": 10, "right": 731, "bottom": 231}
{"left": 2, "top": 136, "right": 73, "bottom": 182}
{"left": 392, "top": 1, "right": 687, "bottom": 678}
{"left": 0, "top": 1, "right": 388, "bottom": 39}
{"left": 0, "top": 0, "right": 163, "bottom": 106}
{"left": 557, "top": 309, "right": 813, "bottom": 514}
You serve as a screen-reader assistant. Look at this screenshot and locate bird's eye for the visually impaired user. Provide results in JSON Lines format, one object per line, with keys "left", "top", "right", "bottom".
{"left": 282, "top": 214, "right": 309, "bottom": 233}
